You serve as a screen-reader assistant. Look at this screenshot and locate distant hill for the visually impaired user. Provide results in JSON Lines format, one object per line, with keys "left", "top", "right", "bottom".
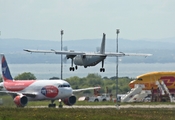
{"left": 0, "top": 38, "right": 175, "bottom": 64}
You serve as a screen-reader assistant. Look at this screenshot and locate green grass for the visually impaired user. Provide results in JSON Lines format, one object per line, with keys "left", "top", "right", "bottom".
{"left": 1, "top": 95, "right": 175, "bottom": 120}
{"left": 0, "top": 107, "right": 175, "bottom": 120}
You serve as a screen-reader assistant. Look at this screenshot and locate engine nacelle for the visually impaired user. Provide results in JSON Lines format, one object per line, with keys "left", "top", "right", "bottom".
{"left": 63, "top": 95, "right": 76, "bottom": 106}
{"left": 14, "top": 95, "right": 28, "bottom": 107}
{"left": 66, "top": 55, "right": 76, "bottom": 59}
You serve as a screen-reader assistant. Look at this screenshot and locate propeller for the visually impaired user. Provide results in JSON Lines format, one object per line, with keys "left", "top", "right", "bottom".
{"left": 63, "top": 46, "right": 68, "bottom": 63}
{"left": 63, "top": 46, "right": 68, "bottom": 51}
{"left": 96, "top": 47, "right": 100, "bottom": 53}
{"left": 63, "top": 56, "right": 68, "bottom": 63}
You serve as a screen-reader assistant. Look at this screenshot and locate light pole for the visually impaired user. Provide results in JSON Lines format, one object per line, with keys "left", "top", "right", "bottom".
{"left": 61, "top": 30, "right": 64, "bottom": 79}
{"left": 116, "top": 29, "right": 120, "bottom": 108}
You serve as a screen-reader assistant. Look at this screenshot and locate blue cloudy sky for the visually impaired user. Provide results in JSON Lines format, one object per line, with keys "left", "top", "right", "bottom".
{"left": 0, "top": 0, "right": 175, "bottom": 41}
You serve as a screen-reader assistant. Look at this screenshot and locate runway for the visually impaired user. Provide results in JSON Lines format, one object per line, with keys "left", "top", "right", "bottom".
{"left": 28, "top": 104, "right": 175, "bottom": 109}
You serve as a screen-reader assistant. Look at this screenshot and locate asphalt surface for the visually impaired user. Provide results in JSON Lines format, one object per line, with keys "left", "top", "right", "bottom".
{"left": 28, "top": 105, "right": 175, "bottom": 109}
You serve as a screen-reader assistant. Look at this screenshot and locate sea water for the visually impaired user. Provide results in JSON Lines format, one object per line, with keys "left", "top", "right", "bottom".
{"left": 7, "top": 63, "right": 175, "bottom": 79}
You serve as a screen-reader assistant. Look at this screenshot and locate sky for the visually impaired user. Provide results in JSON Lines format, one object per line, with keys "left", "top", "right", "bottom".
{"left": 0, "top": 0, "right": 175, "bottom": 41}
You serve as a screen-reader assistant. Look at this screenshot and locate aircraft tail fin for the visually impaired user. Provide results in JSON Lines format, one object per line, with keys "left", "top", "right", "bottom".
{"left": 100, "top": 33, "right": 106, "bottom": 54}
{"left": 1, "top": 54, "right": 13, "bottom": 81}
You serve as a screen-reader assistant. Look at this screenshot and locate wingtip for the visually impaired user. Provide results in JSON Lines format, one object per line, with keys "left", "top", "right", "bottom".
{"left": 145, "top": 54, "right": 152, "bottom": 58}
{"left": 23, "top": 49, "right": 30, "bottom": 52}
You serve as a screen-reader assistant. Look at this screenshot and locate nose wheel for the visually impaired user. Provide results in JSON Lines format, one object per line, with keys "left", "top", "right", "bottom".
{"left": 48, "top": 100, "right": 56, "bottom": 108}
{"left": 48, "top": 100, "right": 63, "bottom": 108}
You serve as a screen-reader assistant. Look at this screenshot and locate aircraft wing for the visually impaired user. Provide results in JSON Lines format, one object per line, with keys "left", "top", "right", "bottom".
{"left": 0, "top": 91, "right": 37, "bottom": 98}
{"left": 24, "top": 49, "right": 110, "bottom": 56}
{"left": 24, "top": 49, "right": 152, "bottom": 57}
{"left": 72, "top": 86, "right": 100, "bottom": 93}
{"left": 24, "top": 49, "right": 55, "bottom": 53}
{"left": 24, "top": 49, "right": 85, "bottom": 55}
{"left": 24, "top": 49, "right": 105, "bottom": 56}
{"left": 55, "top": 51, "right": 85, "bottom": 55}
{"left": 105, "top": 52, "right": 152, "bottom": 57}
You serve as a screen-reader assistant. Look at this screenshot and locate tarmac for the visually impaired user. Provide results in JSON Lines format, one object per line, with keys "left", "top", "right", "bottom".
{"left": 28, "top": 104, "right": 175, "bottom": 109}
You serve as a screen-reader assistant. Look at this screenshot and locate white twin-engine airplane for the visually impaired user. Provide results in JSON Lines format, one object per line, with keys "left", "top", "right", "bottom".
{"left": 24, "top": 33, "right": 152, "bottom": 72}
{"left": 0, "top": 54, "right": 100, "bottom": 107}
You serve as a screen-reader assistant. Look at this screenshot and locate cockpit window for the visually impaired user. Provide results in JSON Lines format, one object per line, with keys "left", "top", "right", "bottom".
{"left": 58, "top": 84, "right": 70, "bottom": 88}
{"left": 63, "top": 84, "right": 70, "bottom": 87}
{"left": 137, "top": 78, "right": 142, "bottom": 81}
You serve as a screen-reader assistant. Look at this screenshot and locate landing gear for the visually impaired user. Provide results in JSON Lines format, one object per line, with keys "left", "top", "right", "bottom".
{"left": 48, "top": 103, "right": 56, "bottom": 108}
{"left": 100, "top": 68, "right": 105, "bottom": 72}
{"left": 58, "top": 99, "right": 63, "bottom": 108}
{"left": 66, "top": 55, "right": 77, "bottom": 71}
{"left": 69, "top": 67, "right": 75, "bottom": 71}
{"left": 48, "top": 100, "right": 63, "bottom": 108}
{"left": 48, "top": 100, "right": 56, "bottom": 108}
{"left": 75, "top": 66, "right": 78, "bottom": 70}
{"left": 69, "top": 65, "right": 78, "bottom": 71}
{"left": 69, "top": 58, "right": 78, "bottom": 71}
{"left": 100, "top": 60, "right": 105, "bottom": 72}
{"left": 69, "top": 57, "right": 74, "bottom": 71}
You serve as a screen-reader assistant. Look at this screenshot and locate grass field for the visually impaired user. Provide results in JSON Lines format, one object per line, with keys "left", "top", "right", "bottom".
{"left": 0, "top": 107, "right": 175, "bottom": 120}
{"left": 1, "top": 95, "right": 175, "bottom": 120}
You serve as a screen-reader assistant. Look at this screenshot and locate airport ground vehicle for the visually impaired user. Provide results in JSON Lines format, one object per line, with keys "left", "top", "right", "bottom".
{"left": 88, "top": 93, "right": 112, "bottom": 102}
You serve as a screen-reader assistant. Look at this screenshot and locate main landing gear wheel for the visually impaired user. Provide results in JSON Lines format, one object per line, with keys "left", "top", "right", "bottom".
{"left": 100, "top": 68, "right": 105, "bottom": 72}
{"left": 69, "top": 67, "right": 75, "bottom": 71}
{"left": 69, "top": 66, "right": 78, "bottom": 71}
{"left": 58, "top": 99, "right": 63, "bottom": 108}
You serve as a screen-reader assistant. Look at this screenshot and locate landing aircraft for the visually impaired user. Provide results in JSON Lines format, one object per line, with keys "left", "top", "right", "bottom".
{"left": 129, "top": 71, "right": 175, "bottom": 93}
{"left": 24, "top": 33, "right": 152, "bottom": 72}
{"left": 0, "top": 54, "right": 100, "bottom": 107}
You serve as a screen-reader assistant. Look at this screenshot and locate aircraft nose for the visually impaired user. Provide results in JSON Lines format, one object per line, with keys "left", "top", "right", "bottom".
{"left": 129, "top": 80, "right": 135, "bottom": 88}
{"left": 66, "top": 88, "right": 72, "bottom": 94}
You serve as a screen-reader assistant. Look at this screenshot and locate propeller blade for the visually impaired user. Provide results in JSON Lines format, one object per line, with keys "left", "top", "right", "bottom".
{"left": 63, "top": 46, "right": 68, "bottom": 51}
{"left": 63, "top": 56, "right": 67, "bottom": 63}
{"left": 96, "top": 47, "right": 100, "bottom": 52}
